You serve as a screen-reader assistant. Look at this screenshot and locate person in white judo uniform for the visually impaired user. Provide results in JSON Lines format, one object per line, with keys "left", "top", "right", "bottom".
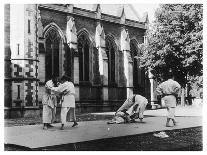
{"left": 156, "top": 71, "right": 181, "bottom": 127}
{"left": 42, "top": 75, "right": 59, "bottom": 130}
{"left": 51, "top": 75, "right": 78, "bottom": 130}
{"left": 107, "top": 94, "right": 148, "bottom": 124}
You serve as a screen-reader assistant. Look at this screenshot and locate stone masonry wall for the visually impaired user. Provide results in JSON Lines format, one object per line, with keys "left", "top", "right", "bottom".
{"left": 4, "top": 4, "right": 12, "bottom": 108}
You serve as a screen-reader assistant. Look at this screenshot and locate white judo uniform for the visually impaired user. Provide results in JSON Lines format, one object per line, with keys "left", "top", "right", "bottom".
{"left": 51, "top": 81, "right": 76, "bottom": 124}
{"left": 156, "top": 79, "right": 181, "bottom": 119}
{"left": 108, "top": 95, "right": 148, "bottom": 124}
{"left": 42, "top": 80, "right": 57, "bottom": 124}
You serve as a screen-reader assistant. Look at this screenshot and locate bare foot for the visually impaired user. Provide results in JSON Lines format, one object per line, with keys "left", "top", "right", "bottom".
{"left": 47, "top": 124, "right": 54, "bottom": 128}
{"left": 72, "top": 122, "right": 78, "bottom": 127}
{"left": 43, "top": 126, "right": 48, "bottom": 130}
{"left": 173, "top": 121, "right": 177, "bottom": 126}
{"left": 166, "top": 124, "right": 171, "bottom": 127}
{"left": 60, "top": 124, "right": 64, "bottom": 130}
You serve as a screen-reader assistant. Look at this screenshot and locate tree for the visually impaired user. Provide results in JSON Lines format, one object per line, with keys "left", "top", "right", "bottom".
{"left": 140, "top": 4, "right": 203, "bottom": 104}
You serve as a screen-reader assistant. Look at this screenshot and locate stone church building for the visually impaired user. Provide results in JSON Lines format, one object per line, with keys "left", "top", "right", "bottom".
{"left": 5, "top": 4, "right": 157, "bottom": 118}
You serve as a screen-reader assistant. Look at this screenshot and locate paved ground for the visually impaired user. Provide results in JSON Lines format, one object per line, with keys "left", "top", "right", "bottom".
{"left": 4, "top": 105, "right": 202, "bottom": 127}
{"left": 91, "top": 105, "right": 203, "bottom": 117}
{"left": 32, "top": 127, "right": 202, "bottom": 151}
{"left": 4, "top": 105, "right": 202, "bottom": 150}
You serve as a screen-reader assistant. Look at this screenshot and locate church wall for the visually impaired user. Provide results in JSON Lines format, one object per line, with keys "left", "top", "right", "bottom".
{"left": 40, "top": 9, "right": 67, "bottom": 33}
{"left": 38, "top": 6, "right": 148, "bottom": 112}
{"left": 5, "top": 4, "right": 150, "bottom": 117}
{"left": 4, "top": 4, "right": 12, "bottom": 110}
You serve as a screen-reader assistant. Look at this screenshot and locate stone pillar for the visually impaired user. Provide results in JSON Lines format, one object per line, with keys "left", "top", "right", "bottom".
{"left": 73, "top": 54, "right": 79, "bottom": 101}
{"left": 121, "top": 27, "right": 132, "bottom": 98}
{"left": 10, "top": 4, "right": 39, "bottom": 112}
{"left": 181, "top": 87, "right": 185, "bottom": 106}
{"left": 148, "top": 68, "right": 157, "bottom": 107}
{"left": 127, "top": 55, "right": 133, "bottom": 97}
{"left": 95, "top": 22, "right": 108, "bottom": 103}
{"left": 66, "top": 15, "right": 79, "bottom": 101}
{"left": 102, "top": 58, "right": 108, "bottom": 101}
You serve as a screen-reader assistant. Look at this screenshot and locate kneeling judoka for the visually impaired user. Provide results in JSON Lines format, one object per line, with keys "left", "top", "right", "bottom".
{"left": 107, "top": 94, "right": 148, "bottom": 124}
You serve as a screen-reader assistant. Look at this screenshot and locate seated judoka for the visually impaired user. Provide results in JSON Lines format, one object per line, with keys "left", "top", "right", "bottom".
{"left": 107, "top": 94, "right": 148, "bottom": 124}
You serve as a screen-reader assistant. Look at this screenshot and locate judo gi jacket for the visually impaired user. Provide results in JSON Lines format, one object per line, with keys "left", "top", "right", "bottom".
{"left": 156, "top": 79, "right": 181, "bottom": 107}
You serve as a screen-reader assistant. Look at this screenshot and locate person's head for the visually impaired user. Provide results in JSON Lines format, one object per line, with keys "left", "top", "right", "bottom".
{"left": 60, "top": 75, "right": 71, "bottom": 83}
{"left": 51, "top": 75, "right": 58, "bottom": 86}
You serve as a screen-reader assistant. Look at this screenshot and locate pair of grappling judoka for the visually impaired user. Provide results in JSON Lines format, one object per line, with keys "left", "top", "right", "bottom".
{"left": 107, "top": 94, "right": 148, "bottom": 124}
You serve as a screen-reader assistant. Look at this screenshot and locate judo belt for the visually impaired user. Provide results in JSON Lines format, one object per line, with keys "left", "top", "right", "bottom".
{"left": 60, "top": 90, "right": 70, "bottom": 103}
{"left": 162, "top": 94, "right": 176, "bottom": 97}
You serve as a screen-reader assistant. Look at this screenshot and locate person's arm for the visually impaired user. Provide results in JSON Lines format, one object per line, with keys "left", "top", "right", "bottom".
{"left": 51, "top": 83, "right": 67, "bottom": 94}
{"left": 130, "top": 97, "right": 139, "bottom": 119}
{"left": 173, "top": 82, "right": 181, "bottom": 96}
{"left": 117, "top": 99, "right": 129, "bottom": 113}
{"left": 68, "top": 82, "right": 75, "bottom": 96}
{"left": 156, "top": 83, "right": 163, "bottom": 96}
{"left": 133, "top": 103, "right": 140, "bottom": 118}
{"left": 128, "top": 104, "right": 139, "bottom": 119}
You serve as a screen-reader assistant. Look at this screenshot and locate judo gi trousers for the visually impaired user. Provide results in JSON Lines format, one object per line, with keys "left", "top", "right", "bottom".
{"left": 163, "top": 95, "right": 176, "bottom": 119}
{"left": 61, "top": 107, "right": 76, "bottom": 124}
{"left": 43, "top": 105, "right": 53, "bottom": 124}
{"left": 167, "top": 107, "right": 175, "bottom": 119}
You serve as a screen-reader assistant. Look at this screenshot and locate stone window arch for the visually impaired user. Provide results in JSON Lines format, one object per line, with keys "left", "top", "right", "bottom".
{"left": 45, "top": 28, "right": 62, "bottom": 81}
{"left": 130, "top": 40, "right": 141, "bottom": 93}
{"left": 78, "top": 34, "right": 90, "bottom": 82}
{"left": 105, "top": 36, "right": 117, "bottom": 85}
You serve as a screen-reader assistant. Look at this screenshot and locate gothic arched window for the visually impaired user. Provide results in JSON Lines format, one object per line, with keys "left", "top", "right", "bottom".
{"left": 130, "top": 42, "right": 139, "bottom": 90}
{"left": 130, "top": 41, "right": 145, "bottom": 95}
{"left": 106, "top": 38, "right": 116, "bottom": 84}
{"left": 78, "top": 34, "right": 90, "bottom": 82}
{"left": 45, "top": 29, "right": 61, "bottom": 81}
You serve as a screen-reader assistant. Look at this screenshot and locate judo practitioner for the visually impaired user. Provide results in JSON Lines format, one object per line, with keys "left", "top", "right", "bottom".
{"left": 51, "top": 75, "right": 78, "bottom": 130}
{"left": 107, "top": 94, "right": 148, "bottom": 124}
{"left": 42, "top": 75, "right": 58, "bottom": 130}
{"left": 156, "top": 71, "right": 181, "bottom": 127}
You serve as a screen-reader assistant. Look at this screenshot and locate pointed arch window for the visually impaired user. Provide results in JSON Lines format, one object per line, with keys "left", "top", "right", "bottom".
{"left": 130, "top": 42, "right": 139, "bottom": 89}
{"left": 78, "top": 34, "right": 90, "bottom": 81}
{"left": 45, "top": 29, "right": 61, "bottom": 80}
{"left": 106, "top": 38, "right": 116, "bottom": 84}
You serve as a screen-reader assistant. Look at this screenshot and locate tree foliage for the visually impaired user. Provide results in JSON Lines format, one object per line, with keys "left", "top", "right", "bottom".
{"left": 140, "top": 4, "right": 203, "bottom": 95}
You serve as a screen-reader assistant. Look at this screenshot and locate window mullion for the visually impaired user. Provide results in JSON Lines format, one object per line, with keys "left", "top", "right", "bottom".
{"left": 82, "top": 46, "right": 85, "bottom": 81}
{"left": 109, "top": 47, "right": 111, "bottom": 83}
{"left": 51, "top": 43, "right": 54, "bottom": 75}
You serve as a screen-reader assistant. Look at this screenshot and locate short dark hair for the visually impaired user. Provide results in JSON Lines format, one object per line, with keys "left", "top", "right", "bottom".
{"left": 51, "top": 75, "right": 58, "bottom": 86}
{"left": 61, "top": 75, "right": 71, "bottom": 82}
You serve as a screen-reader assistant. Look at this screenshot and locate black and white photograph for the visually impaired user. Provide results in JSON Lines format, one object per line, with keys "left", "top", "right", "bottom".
{"left": 3, "top": 0, "right": 205, "bottom": 151}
